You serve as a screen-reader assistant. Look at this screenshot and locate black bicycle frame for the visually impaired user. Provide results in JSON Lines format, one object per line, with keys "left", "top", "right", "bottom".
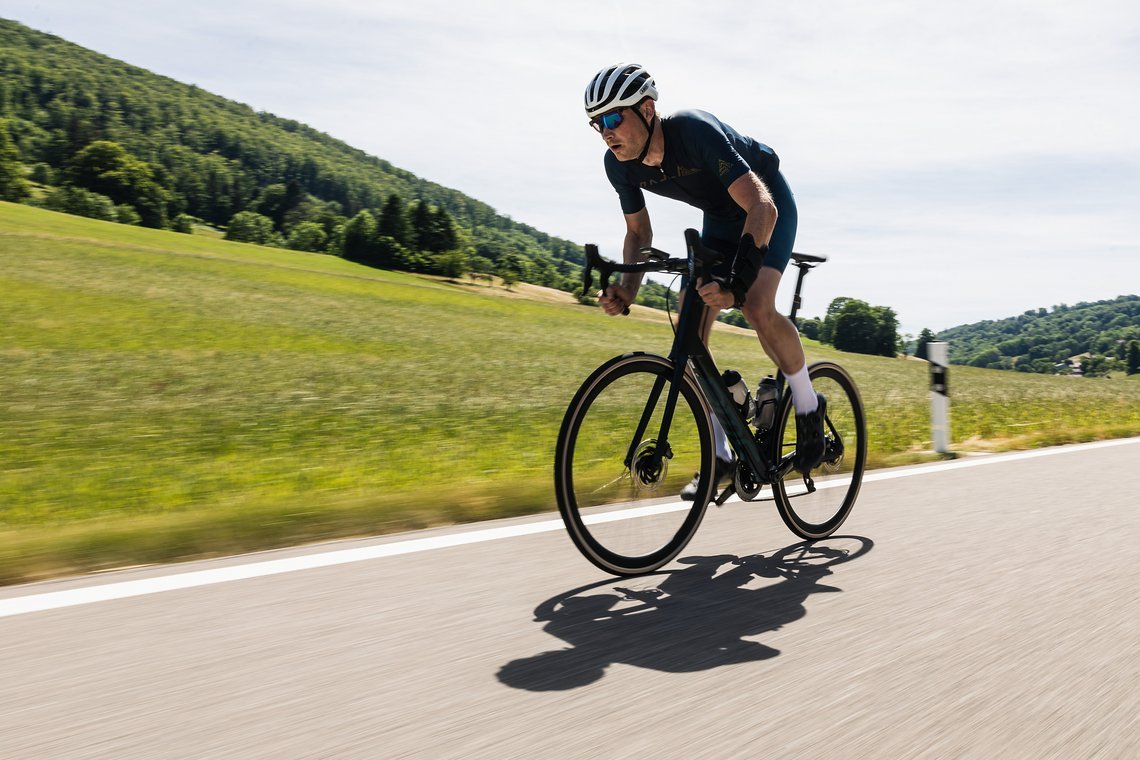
{"left": 588, "top": 228, "right": 818, "bottom": 487}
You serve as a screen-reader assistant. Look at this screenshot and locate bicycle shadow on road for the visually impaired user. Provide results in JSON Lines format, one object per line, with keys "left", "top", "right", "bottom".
{"left": 497, "top": 536, "right": 873, "bottom": 691}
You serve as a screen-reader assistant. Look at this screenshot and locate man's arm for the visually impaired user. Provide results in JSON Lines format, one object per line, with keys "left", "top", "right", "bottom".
{"left": 698, "top": 172, "right": 777, "bottom": 310}
{"left": 599, "top": 207, "right": 652, "bottom": 316}
{"left": 727, "top": 172, "right": 777, "bottom": 247}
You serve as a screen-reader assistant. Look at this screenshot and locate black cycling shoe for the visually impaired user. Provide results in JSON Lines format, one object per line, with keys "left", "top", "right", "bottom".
{"left": 680, "top": 456, "right": 735, "bottom": 501}
{"left": 794, "top": 393, "right": 828, "bottom": 473}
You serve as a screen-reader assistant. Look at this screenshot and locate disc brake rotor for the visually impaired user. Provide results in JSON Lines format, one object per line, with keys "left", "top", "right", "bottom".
{"left": 631, "top": 439, "right": 668, "bottom": 491}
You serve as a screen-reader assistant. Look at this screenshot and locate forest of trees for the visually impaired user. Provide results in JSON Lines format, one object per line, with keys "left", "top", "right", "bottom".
{"left": 934, "top": 296, "right": 1140, "bottom": 376}
{"left": 0, "top": 19, "right": 585, "bottom": 291}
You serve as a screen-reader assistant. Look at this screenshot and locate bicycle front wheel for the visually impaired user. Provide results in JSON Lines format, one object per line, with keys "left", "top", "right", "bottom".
{"left": 772, "top": 361, "right": 867, "bottom": 539}
{"left": 554, "top": 353, "right": 715, "bottom": 575}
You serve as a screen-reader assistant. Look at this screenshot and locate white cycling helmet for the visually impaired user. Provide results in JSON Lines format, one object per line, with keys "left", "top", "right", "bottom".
{"left": 584, "top": 63, "right": 658, "bottom": 118}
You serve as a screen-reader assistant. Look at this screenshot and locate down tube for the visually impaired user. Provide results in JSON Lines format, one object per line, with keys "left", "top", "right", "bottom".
{"left": 688, "top": 350, "right": 765, "bottom": 473}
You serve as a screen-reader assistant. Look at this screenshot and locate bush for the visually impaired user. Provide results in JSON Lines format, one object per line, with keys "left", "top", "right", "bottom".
{"left": 29, "top": 162, "right": 55, "bottom": 185}
{"left": 39, "top": 185, "right": 117, "bottom": 221}
{"left": 225, "top": 211, "right": 275, "bottom": 244}
{"left": 433, "top": 248, "right": 468, "bottom": 280}
{"left": 171, "top": 213, "right": 196, "bottom": 234}
{"left": 286, "top": 221, "right": 328, "bottom": 252}
{"left": 115, "top": 204, "right": 142, "bottom": 226}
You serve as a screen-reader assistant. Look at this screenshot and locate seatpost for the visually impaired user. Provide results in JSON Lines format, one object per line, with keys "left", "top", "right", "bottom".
{"left": 788, "top": 262, "right": 811, "bottom": 322}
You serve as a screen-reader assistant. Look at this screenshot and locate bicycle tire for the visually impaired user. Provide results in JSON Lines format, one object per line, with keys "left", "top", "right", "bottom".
{"left": 771, "top": 361, "right": 867, "bottom": 539}
{"left": 554, "top": 353, "right": 715, "bottom": 575}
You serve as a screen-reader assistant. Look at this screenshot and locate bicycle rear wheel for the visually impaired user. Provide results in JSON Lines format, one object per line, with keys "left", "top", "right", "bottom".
{"left": 772, "top": 361, "right": 866, "bottom": 539}
{"left": 554, "top": 353, "right": 714, "bottom": 575}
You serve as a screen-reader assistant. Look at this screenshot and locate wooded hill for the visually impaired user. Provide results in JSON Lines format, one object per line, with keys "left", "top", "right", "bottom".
{"left": 935, "top": 295, "right": 1140, "bottom": 375}
{"left": 0, "top": 18, "right": 585, "bottom": 289}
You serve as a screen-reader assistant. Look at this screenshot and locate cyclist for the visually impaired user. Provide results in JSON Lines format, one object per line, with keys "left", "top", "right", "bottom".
{"left": 584, "top": 63, "right": 826, "bottom": 496}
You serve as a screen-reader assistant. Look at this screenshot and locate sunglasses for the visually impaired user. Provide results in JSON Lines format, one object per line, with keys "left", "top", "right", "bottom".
{"left": 589, "top": 109, "right": 625, "bottom": 133}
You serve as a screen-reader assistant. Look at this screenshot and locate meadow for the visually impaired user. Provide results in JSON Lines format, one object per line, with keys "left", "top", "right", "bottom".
{"left": 2, "top": 202, "right": 1137, "bottom": 583}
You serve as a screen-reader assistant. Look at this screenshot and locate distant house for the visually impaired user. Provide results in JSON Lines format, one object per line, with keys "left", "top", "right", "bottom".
{"left": 1069, "top": 352, "right": 1093, "bottom": 377}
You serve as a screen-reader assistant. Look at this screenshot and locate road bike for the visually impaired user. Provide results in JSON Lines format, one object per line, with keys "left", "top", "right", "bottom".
{"left": 554, "top": 229, "right": 867, "bottom": 576}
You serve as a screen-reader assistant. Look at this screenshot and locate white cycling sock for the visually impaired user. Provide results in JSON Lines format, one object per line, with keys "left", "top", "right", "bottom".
{"left": 787, "top": 366, "right": 818, "bottom": 415}
{"left": 710, "top": 414, "right": 733, "bottom": 462}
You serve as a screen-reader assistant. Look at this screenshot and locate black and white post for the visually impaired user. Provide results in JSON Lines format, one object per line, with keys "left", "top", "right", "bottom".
{"left": 928, "top": 341, "right": 950, "bottom": 454}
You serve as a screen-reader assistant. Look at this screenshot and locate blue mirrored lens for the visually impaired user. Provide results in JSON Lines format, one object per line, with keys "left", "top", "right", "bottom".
{"left": 601, "top": 111, "right": 624, "bottom": 129}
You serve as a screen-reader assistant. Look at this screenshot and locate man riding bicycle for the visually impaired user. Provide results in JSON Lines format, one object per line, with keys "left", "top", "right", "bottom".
{"left": 585, "top": 63, "right": 826, "bottom": 495}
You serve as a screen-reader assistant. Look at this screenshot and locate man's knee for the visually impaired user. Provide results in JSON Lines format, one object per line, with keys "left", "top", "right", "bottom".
{"left": 742, "top": 298, "right": 780, "bottom": 335}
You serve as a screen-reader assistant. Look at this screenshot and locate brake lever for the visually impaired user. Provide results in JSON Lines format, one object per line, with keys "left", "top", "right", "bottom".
{"left": 584, "top": 243, "right": 629, "bottom": 316}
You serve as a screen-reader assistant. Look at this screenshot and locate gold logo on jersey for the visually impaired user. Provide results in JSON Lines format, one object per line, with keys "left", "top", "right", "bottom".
{"left": 718, "top": 159, "right": 732, "bottom": 177}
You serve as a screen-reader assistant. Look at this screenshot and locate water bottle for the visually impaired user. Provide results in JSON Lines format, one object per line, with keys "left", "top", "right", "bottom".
{"left": 722, "top": 370, "right": 753, "bottom": 421}
{"left": 753, "top": 375, "right": 779, "bottom": 431}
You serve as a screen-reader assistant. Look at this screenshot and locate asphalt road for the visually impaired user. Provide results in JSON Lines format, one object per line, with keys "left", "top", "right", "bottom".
{"left": 1, "top": 439, "right": 1137, "bottom": 759}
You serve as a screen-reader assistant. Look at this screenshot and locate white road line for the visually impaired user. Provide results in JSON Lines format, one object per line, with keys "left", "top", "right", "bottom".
{"left": 2, "top": 437, "right": 1136, "bottom": 618}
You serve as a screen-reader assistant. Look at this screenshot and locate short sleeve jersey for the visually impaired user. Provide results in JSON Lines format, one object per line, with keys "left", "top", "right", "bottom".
{"left": 603, "top": 109, "right": 779, "bottom": 224}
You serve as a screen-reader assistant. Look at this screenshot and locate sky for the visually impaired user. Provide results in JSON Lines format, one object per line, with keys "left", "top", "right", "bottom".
{"left": 6, "top": 0, "right": 1140, "bottom": 334}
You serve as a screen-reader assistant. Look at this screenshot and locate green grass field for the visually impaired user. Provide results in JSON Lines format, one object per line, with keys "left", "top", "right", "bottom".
{"left": 2, "top": 202, "right": 1138, "bottom": 583}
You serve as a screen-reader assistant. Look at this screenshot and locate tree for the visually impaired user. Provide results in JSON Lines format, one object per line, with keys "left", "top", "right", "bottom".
{"left": 286, "top": 221, "right": 328, "bottom": 252}
{"left": 1121, "top": 341, "right": 1140, "bottom": 373}
{"left": 435, "top": 248, "right": 469, "bottom": 280}
{"left": 171, "top": 213, "right": 195, "bottom": 234}
{"left": 0, "top": 119, "right": 29, "bottom": 201}
{"left": 820, "top": 297, "right": 855, "bottom": 345}
{"left": 225, "top": 210, "right": 275, "bottom": 244}
{"left": 915, "top": 328, "right": 937, "bottom": 360}
{"left": 969, "top": 347, "right": 1001, "bottom": 368}
{"left": 115, "top": 204, "right": 141, "bottom": 225}
{"left": 423, "top": 206, "right": 458, "bottom": 253}
{"left": 871, "top": 305, "right": 900, "bottom": 357}
{"left": 39, "top": 185, "right": 117, "bottom": 221}
{"left": 408, "top": 199, "right": 432, "bottom": 251}
{"left": 831, "top": 299, "right": 878, "bottom": 354}
{"left": 378, "top": 193, "right": 410, "bottom": 245}
{"left": 341, "top": 210, "right": 378, "bottom": 263}
{"left": 65, "top": 140, "right": 169, "bottom": 228}
{"left": 798, "top": 317, "right": 822, "bottom": 341}
{"left": 498, "top": 252, "right": 528, "bottom": 290}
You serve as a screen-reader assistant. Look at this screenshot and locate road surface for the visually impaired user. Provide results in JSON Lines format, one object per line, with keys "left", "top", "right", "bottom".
{"left": 1, "top": 439, "right": 1137, "bottom": 758}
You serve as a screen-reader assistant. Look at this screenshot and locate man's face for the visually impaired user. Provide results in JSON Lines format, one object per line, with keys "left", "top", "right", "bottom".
{"left": 595, "top": 104, "right": 650, "bottom": 161}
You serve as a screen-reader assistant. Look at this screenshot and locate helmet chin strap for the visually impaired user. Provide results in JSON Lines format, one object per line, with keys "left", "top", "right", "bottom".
{"left": 626, "top": 106, "right": 658, "bottom": 164}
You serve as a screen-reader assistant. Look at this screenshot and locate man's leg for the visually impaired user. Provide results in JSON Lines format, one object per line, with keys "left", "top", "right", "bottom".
{"left": 741, "top": 268, "right": 826, "bottom": 471}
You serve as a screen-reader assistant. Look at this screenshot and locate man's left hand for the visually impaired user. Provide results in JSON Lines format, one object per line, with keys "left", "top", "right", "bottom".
{"left": 697, "top": 278, "right": 737, "bottom": 311}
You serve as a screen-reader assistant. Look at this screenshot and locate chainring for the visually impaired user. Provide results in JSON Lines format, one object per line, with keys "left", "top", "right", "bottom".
{"left": 734, "top": 459, "right": 763, "bottom": 501}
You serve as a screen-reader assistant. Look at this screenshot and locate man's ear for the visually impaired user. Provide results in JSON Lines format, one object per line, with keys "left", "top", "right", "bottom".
{"left": 641, "top": 99, "right": 656, "bottom": 121}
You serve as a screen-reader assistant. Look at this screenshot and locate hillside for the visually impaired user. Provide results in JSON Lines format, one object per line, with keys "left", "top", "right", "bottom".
{"left": 936, "top": 295, "right": 1140, "bottom": 374}
{"left": 2, "top": 202, "right": 1139, "bottom": 582}
{"left": 0, "top": 18, "right": 584, "bottom": 288}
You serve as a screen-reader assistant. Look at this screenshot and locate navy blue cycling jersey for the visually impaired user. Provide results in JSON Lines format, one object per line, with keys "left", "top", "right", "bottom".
{"left": 604, "top": 109, "right": 780, "bottom": 223}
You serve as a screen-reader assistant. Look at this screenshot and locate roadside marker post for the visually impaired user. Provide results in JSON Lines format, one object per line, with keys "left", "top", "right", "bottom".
{"left": 928, "top": 341, "right": 951, "bottom": 454}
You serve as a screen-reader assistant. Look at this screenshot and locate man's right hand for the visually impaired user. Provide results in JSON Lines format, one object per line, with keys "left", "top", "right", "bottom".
{"left": 598, "top": 284, "right": 635, "bottom": 316}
